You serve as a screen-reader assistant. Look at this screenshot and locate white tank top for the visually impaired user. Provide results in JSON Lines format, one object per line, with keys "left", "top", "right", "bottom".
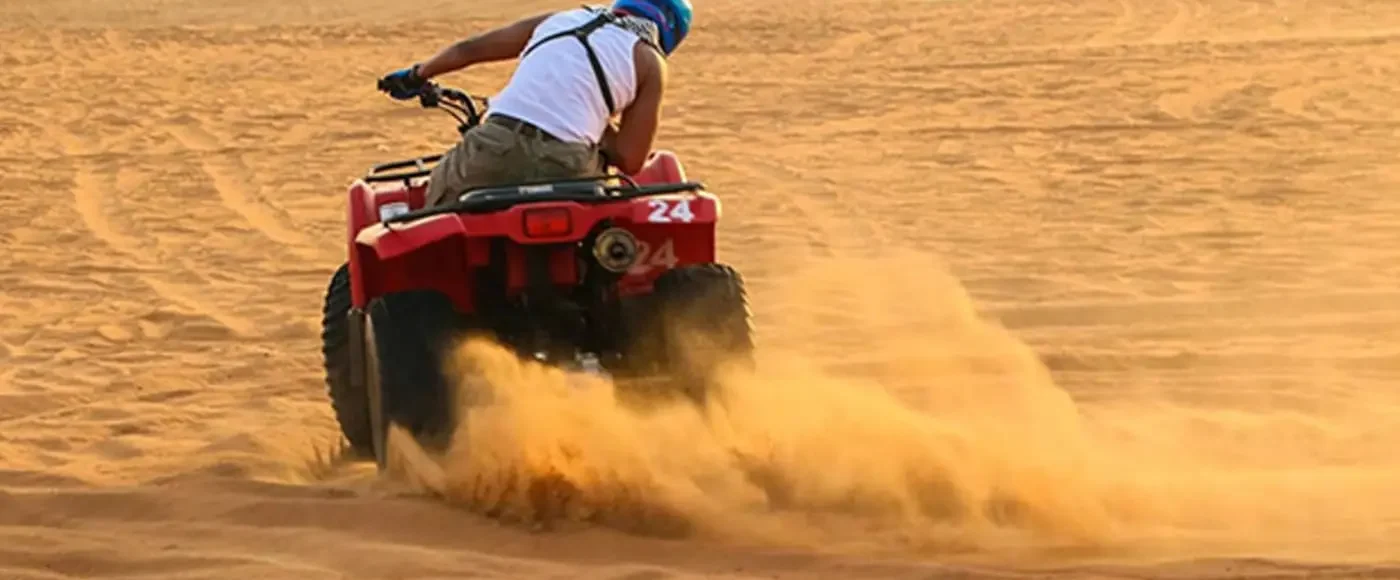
{"left": 487, "top": 8, "right": 642, "bottom": 145}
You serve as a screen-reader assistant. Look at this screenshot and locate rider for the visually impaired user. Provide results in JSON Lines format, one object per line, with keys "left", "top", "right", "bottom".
{"left": 377, "top": 0, "right": 693, "bottom": 208}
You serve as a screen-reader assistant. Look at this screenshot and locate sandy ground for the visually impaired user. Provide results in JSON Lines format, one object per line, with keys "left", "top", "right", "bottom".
{"left": 4, "top": 0, "right": 1400, "bottom": 577}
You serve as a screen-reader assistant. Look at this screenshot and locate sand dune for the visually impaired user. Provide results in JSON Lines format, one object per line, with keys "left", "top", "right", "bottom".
{"left": 3, "top": 0, "right": 1400, "bottom": 577}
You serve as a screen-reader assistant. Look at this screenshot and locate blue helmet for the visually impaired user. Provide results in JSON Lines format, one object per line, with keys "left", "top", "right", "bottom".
{"left": 612, "top": 0, "right": 693, "bottom": 55}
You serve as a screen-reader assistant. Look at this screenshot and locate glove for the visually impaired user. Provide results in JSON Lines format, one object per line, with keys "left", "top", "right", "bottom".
{"left": 378, "top": 65, "right": 427, "bottom": 100}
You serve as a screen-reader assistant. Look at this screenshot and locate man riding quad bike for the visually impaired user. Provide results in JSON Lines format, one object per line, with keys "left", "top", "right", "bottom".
{"left": 322, "top": 0, "right": 755, "bottom": 468}
{"left": 378, "top": 0, "right": 689, "bottom": 207}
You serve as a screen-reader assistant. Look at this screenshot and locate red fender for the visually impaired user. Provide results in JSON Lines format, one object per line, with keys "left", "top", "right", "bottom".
{"left": 629, "top": 150, "right": 687, "bottom": 185}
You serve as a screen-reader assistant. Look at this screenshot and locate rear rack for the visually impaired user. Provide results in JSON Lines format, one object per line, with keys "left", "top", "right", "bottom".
{"left": 381, "top": 176, "right": 707, "bottom": 226}
{"left": 364, "top": 155, "right": 443, "bottom": 184}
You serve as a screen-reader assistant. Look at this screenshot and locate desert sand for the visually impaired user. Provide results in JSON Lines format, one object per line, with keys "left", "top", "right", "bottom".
{"left": 3, "top": 0, "right": 1400, "bottom": 577}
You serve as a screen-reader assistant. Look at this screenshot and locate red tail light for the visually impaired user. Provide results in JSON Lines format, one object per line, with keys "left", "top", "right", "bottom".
{"left": 522, "top": 208, "right": 572, "bottom": 238}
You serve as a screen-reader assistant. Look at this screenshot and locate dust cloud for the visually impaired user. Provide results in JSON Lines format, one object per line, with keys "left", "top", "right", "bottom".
{"left": 387, "top": 251, "right": 1400, "bottom": 565}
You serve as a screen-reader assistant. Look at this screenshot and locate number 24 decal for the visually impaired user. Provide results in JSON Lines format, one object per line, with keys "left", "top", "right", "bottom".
{"left": 629, "top": 239, "right": 677, "bottom": 275}
{"left": 646, "top": 198, "right": 695, "bottom": 223}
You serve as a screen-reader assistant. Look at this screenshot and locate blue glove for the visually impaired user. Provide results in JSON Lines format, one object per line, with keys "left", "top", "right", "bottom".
{"left": 378, "top": 65, "right": 427, "bottom": 100}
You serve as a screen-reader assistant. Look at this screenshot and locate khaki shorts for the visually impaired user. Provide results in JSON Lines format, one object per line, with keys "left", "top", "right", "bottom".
{"left": 424, "top": 116, "right": 604, "bottom": 208}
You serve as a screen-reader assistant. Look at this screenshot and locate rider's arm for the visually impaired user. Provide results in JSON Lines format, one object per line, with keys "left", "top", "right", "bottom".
{"left": 416, "top": 12, "right": 553, "bottom": 79}
{"left": 605, "top": 45, "right": 668, "bottom": 175}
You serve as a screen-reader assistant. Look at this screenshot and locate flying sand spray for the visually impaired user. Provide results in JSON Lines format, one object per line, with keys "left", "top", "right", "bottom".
{"left": 385, "top": 251, "right": 1400, "bottom": 564}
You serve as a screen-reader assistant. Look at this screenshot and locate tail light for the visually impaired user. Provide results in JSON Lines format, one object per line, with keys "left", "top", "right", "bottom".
{"left": 522, "top": 207, "right": 572, "bottom": 238}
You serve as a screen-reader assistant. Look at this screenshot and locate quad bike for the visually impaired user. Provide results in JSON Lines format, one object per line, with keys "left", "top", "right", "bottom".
{"left": 320, "top": 81, "right": 755, "bottom": 468}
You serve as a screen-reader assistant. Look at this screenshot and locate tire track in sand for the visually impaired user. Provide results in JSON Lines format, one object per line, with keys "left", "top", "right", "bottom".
{"left": 1269, "top": 81, "right": 1329, "bottom": 121}
{"left": 1156, "top": 78, "right": 1254, "bottom": 121}
{"left": 46, "top": 125, "right": 259, "bottom": 339}
{"left": 50, "top": 128, "right": 145, "bottom": 260}
{"left": 1083, "top": 0, "right": 1201, "bottom": 48}
{"left": 165, "top": 118, "right": 325, "bottom": 262}
{"left": 1149, "top": 0, "right": 1198, "bottom": 44}
{"left": 1085, "top": 0, "right": 1138, "bottom": 47}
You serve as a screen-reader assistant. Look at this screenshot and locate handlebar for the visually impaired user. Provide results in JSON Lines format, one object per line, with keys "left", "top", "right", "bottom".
{"left": 377, "top": 77, "right": 489, "bottom": 134}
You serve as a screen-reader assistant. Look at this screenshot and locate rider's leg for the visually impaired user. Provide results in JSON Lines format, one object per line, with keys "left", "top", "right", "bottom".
{"left": 424, "top": 122, "right": 518, "bottom": 208}
{"left": 514, "top": 134, "right": 603, "bottom": 184}
{"left": 425, "top": 121, "right": 603, "bottom": 207}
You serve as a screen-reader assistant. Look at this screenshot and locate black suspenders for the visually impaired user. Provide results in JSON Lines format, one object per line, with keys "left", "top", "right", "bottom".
{"left": 521, "top": 12, "right": 620, "bottom": 116}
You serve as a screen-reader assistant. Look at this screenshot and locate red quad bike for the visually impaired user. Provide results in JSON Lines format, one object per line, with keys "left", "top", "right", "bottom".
{"left": 320, "top": 81, "right": 755, "bottom": 468}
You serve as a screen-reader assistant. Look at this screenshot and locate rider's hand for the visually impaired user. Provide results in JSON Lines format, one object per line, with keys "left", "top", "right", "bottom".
{"left": 378, "top": 65, "right": 427, "bottom": 100}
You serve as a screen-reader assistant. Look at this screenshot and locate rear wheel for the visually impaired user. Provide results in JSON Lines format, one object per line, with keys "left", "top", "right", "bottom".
{"left": 646, "top": 263, "right": 756, "bottom": 402}
{"left": 364, "top": 290, "right": 461, "bottom": 469}
{"left": 321, "top": 263, "right": 373, "bottom": 457}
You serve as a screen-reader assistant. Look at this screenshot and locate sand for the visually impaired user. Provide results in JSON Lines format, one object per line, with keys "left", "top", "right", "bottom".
{"left": 3, "top": 0, "right": 1400, "bottom": 577}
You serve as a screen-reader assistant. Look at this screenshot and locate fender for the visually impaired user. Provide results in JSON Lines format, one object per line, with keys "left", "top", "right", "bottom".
{"left": 630, "top": 149, "right": 687, "bottom": 186}
{"left": 355, "top": 214, "right": 467, "bottom": 261}
{"left": 352, "top": 214, "right": 475, "bottom": 313}
{"left": 347, "top": 179, "right": 456, "bottom": 309}
{"left": 346, "top": 180, "right": 375, "bottom": 308}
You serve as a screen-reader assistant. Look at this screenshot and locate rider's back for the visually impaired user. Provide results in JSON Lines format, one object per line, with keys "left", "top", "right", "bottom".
{"left": 489, "top": 8, "right": 643, "bottom": 145}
